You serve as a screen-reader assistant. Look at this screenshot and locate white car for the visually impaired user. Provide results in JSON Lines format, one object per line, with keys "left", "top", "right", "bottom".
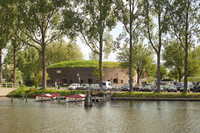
{"left": 68, "top": 83, "right": 80, "bottom": 90}
{"left": 102, "top": 81, "right": 112, "bottom": 90}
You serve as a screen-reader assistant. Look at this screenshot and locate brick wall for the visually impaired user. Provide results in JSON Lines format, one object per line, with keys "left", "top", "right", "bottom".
{"left": 47, "top": 67, "right": 137, "bottom": 87}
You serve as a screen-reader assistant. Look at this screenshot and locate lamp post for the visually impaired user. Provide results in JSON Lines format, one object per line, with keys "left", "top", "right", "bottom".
{"left": 77, "top": 72, "right": 80, "bottom": 84}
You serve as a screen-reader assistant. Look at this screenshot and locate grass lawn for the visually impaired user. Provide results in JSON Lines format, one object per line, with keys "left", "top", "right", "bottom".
{"left": 112, "top": 92, "right": 200, "bottom": 99}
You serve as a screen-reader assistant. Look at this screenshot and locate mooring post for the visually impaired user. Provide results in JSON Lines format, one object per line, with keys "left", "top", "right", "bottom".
{"left": 26, "top": 94, "right": 28, "bottom": 102}
{"left": 84, "top": 90, "right": 93, "bottom": 106}
{"left": 22, "top": 93, "right": 25, "bottom": 100}
{"left": 11, "top": 93, "right": 13, "bottom": 103}
{"left": 75, "top": 95, "right": 77, "bottom": 104}
{"left": 42, "top": 94, "right": 44, "bottom": 103}
{"left": 58, "top": 93, "right": 60, "bottom": 103}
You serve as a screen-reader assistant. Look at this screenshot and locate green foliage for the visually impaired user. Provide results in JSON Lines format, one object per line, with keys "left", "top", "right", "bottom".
{"left": 93, "top": 67, "right": 104, "bottom": 79}
{"left": 46, "top": 41, "right": 83, "bottom": 66}
{"left": 2, "top": 64, "right": 23, "bottom": 83}
{"left": 117, "top": 43, "right": 154, "bottom": 80}
{"left": 8, "top": 88, "right": 86, "bottom": 98}
{"left": 48, "top": 60, "right": 120, "bottom": 69}
{"left": 34, "top": 71, "right": 50, "bottom": 84}
{"left": 162, "top": 40, "right": 184, "bottom": 81}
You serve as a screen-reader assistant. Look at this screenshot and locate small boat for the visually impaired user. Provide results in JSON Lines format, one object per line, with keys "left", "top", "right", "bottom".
{"left": 35, "top": 93, "right": 60, "bottom": 101}
{"left": 66, "top": 94, "right": 86, "bottom": 102}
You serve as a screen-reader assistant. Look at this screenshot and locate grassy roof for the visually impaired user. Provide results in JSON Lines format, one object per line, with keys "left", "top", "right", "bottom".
{"left": 47, "top": 60, "right": 120, "bottom": 69}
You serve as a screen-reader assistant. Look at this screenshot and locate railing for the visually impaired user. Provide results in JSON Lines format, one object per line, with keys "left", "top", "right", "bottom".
{"left": 0, "top": 83, "right": 19, "bottom": 88}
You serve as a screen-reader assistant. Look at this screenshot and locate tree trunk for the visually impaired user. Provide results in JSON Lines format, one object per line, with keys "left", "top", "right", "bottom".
{"left": 137, "top": 71, "right": 140, "bottom": 84}
{"left": 42, "top": 44, "right": 47, "bottom": 89}
{"left": 184, "top": 1, "right": 189, "bottom": 93}
{"left": 129, "top": 1, "right": 133, "bottom": 92}
{"left": 157, "top": 53, "right": 161, "bottom": 92}
{"left": 99, "top": 33, "right": 103, "bottom": 88}
{"left": 0, "top": 48, "right": 2, "bottom": 85}
{"left": 13, "top": 47, "right": 17, "bottom": 87}
{"left": 156, "top": 9, "right": 161, "bottom": 92}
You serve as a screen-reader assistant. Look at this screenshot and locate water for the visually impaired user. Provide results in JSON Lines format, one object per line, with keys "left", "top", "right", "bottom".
{"left": 0, "top": 97, "right": 200, "bottom": 133}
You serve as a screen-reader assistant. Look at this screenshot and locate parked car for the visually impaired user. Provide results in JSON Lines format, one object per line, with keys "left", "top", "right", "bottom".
{"left": 164, "top": 84, "right": 174, "bottom": 92}
{"left": 141, "top": 84, "right": 154, "bottom": 92}
{"left": 180, "top": 82, "right": 193, "bottom": 92}
{"left": 133, "top": 84, "right": 143, "bottom": 91}
{"left": 154, "top": 85, "right": 164, "bottom": 92}
{"left": 167, "top": 84, "right": 177, "bottom": 92}
{"left": 102, "top": 81, "right": 112, "bottom": 90}
{"left": 176, "top": 82, "right": 183, "bottom": 91}
{"left": 77, "top": 83, "right": 89, "bottom": 90}
{"left": 193, "top": 83, "right": 200, "bottom": 92}
{"left": 122, "top": 84, "right": 130, "bottom": 91}
{"left": 68, "top": 83, "right": 80, "bottom": 90}
{"left": 89, "top": 84, "right": 101, "bottom": 90}
{"left": 111, "top": 84, "right": 121, "bottom": 90}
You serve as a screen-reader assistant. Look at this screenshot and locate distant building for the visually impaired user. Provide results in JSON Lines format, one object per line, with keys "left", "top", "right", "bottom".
{"left": 47, "top": 61, "right": 137, "bottom": 87}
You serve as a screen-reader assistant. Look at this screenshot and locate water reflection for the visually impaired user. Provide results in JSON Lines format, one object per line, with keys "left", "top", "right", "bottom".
{"left": 0, "top": 98, "right": 200, "bottom": 133}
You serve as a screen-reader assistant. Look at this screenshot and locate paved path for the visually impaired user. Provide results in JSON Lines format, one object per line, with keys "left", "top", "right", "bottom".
{"left": 0, "top": 88, "right": 17, "bottom": 97}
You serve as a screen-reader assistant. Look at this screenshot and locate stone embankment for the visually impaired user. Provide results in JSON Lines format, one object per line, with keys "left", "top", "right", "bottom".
{"left": 0, "top": 88, "right": 17, "bottom": 97}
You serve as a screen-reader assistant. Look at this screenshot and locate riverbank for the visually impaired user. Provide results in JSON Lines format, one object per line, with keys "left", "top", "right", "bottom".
{"left": 7, "top": 87, "right": 86, "bottom": 98}
{"left": 7, "top": 87, "right": 200, "bottom": 101}
{"left": 112, "top": 92, "right": 200, "bottom": 101}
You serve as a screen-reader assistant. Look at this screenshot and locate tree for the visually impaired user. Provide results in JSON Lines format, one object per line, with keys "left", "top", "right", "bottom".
{"left": 0, "top": 1, "right": 10, "bottom": 84}
{"left": 170, "top": 0, "right": 200, "bottom": 92}
{"left": 162, "top": 40, "right": 184, "bottom": 82}
{"left": 62, "top": 0, "right": 116, "bottom": 88}
{"left": 188, "top": 46, "right": 200, "bottom": 77}
{"left": 93, "top": 66, "right": 104, "bottom": 80}
{"left": 143, "top": 0, "right": 171, "bottom": 92}
{"left": 9, "top": 36, "right": 24, "bottom": 86}
{"left": 46, "top": 41, "right": 83, "bottom": 66}
{"left": 116, "top": 0, "right": 143, "bottom": 91}
{"left": 4, "top": 46, "right": 41, "bottom": 86}
{"left": 8, "top": 0, "right": 65, "bottom": 89}
{"left": 117, "top": 43, "right": 154, "bottom": 84}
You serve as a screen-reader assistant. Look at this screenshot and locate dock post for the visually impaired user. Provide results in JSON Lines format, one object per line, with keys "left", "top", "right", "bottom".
{"left": 94, "top": 96, "right": 96, "bottom": 103}
{"left": 11, "top": 93, "right": 13, "bottom": 103}
{"left": 22, "top": 93, "right": 25, "bottom": 100}
{"left": 58, "top": 93, "right": 60, "bottom": 103}
{"left": 42, "top": 94, "right": 44, "bottom": 103}
{"left": 75, "top": 95, "right": 77, "bottom": 104}
{"left": 84, "top": 90, "right": 93, "bottom": 106}
{"left": 26, "top": 94, "right": 28, "bottom": 102}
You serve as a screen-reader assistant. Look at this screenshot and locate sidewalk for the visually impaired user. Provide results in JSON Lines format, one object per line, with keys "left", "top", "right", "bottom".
{"left": 0, "top": 88, "right": 17, "bottom": 97}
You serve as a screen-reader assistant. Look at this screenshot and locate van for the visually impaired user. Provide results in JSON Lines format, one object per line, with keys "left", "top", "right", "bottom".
{"left": 102, "top": 81, "right": 112, "bottom": 90}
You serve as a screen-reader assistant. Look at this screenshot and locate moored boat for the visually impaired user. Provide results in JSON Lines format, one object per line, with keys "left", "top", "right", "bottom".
{"left": 66, "top": 94, "right": 86, "bottom": 102}
{"left": 35, "top": 93, "right": 60, "bottom": 101}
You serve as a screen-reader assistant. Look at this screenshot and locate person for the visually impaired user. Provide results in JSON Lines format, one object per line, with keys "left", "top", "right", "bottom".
{"left": 55, "top": 81, "right": 57, "bottom": 89}
{"left": 58, "top": 82, "right": 60, "bottom": 89}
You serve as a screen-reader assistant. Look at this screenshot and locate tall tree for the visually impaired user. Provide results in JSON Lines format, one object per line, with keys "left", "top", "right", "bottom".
{"left": 8, "top": 0, "right": 65, "bottom": 89}
{"left": 0, "top": 0, "right": 10, "bottom": 84}
{"left": 162, "top": 40, "right": 184, "bottom": 82}
{"left": 143, "top": 0, "right": 170, "bottom": 92}
{"left": 62, "top": 0, "right": 116, "bottom": 87}
{"left": 170, "top": 0, "right": 200, "bottom": 92}
{"left": 116, "top": 0, "right": 142, "bottom": 91}
{"left": 117, "top": 43, "right": 154, "bottom": 84}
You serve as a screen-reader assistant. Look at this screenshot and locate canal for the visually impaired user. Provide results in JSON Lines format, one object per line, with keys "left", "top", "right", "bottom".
{"left": 0, "top": 97, "right": 200, "bottom": 133}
